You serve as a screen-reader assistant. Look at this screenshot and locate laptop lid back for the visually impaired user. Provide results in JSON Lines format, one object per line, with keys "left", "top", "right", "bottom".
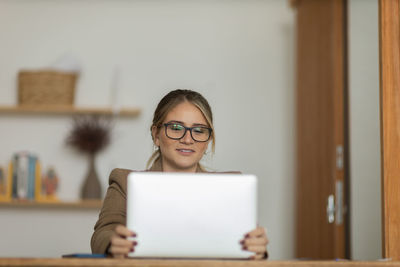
{"left": 126, "top": 172, "right": 257, "bottom": 258}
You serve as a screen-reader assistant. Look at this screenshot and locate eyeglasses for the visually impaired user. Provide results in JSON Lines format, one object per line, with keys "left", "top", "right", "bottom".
{"left": 163, "top": 123, "right": 212, "bottom": 142}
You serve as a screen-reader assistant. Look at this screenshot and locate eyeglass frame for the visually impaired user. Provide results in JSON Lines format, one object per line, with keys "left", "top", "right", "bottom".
{"left": 163, "top": 123, "right": 212, "bottom": 142}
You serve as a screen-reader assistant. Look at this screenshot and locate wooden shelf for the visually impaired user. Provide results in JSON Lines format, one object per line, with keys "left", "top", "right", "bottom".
{"left": 0, "top": 105, "right": 141, "bottom": 117}
{"left": 0, "top": 199, "right": 103, "bottom": 209}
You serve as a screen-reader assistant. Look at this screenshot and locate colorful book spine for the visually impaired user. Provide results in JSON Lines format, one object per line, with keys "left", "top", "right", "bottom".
{"left": 27, "top": 155, "right": 37, "bottom": 200}
{"left": 35, "top": 160, "right": 42, "bottom": 201}
{"left": 0, "top": 167, "right": 5, "bottom": 195}
{"left": 0, "top": 162, "right": 13, "bottom": 202}
{"left": 11, "top": 155, "right": 18, "bottom": 199}
{"left": 17, "top": 152, "right": 29, "bottom": 199}
{"left": 6, "top": 161, "right": 13, "bottom": 200}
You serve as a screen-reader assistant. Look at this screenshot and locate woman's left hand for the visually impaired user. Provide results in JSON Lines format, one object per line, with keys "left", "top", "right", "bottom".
{"left": 240, "top": 226, "right": 269, "bottom": 260}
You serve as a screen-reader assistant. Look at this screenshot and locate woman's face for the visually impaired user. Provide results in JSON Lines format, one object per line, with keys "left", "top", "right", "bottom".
{"left": 152, "top": 101, "right": 211, "bottom": 172}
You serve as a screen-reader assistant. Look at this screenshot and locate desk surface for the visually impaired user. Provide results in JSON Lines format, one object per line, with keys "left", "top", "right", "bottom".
{"left": 0, "top": 258, "right": 398, "bottom": 267}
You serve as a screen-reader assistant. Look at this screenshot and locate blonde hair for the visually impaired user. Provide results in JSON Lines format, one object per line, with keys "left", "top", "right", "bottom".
{"left": 146, "top": 89, "right": 215, "bottom": 169}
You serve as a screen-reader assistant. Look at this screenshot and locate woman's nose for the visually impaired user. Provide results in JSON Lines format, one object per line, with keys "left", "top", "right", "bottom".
{"left": 180, "top": 129, "right": 194, "bottom": 144}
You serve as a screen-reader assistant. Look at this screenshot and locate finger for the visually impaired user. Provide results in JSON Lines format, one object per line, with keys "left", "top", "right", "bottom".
{"left": 115, "top": 225, "right": 136, "bottom": 238}
{"left": 245, "top": 226, "right": 265, "bottom": 238}
{"left": 241, "top": 236, "right": 268, "bottom": 246}
{"left": 249, "top": 253, "right": 265, "bottom": 260}
{"left": 111, "top": 236, "right": 136, "bottom": 248}
{"left": 244, "top": 245, "right": 267, "bottom": 254}
{"left": 109, "top": 245, "right": 132, "bottom": 256}
{"left": 115, "top": 225, "right": 137, "bottom": 237}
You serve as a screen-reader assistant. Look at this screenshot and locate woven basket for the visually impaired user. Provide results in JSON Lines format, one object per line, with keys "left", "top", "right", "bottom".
{"left": 18, "top": 70, "right": 77, "bottom": 106}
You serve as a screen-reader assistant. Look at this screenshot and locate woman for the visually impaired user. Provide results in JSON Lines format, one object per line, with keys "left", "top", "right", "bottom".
{"left": 91, "top": 89, "right": 269, "bottom": 259}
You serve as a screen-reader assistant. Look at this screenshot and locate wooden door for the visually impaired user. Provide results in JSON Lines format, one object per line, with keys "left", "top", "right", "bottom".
{"left": 294, "top": 0, "right": 349, "bottom": 259}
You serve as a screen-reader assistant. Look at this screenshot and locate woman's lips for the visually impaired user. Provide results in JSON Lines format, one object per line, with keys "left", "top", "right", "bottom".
{"left": 176, "top": 148, "right": 195, "bottom": 156}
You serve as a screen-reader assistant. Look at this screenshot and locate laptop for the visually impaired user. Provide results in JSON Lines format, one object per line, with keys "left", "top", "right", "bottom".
{"left": 126, "top": 172, "right": 257, "bottom": 259}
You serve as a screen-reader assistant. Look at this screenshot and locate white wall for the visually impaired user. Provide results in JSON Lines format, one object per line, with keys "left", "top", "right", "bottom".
{"left": 0, "top": 0, "right": 295, "bottom": 259}
{"left": 349, "top": 0, "right": 381, "bottom": 260}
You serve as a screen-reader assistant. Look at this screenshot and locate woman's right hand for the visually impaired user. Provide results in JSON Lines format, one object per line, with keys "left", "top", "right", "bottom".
{"left": 108, "top": 225, "right": 137, "bottom": 258}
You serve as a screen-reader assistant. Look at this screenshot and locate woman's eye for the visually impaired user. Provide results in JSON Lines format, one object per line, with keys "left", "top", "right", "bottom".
{"left": 170, "top": 124, "right": 184, "bottom": 131}
{"left": 193, "top": 127, "right": 206, "bottom": 134}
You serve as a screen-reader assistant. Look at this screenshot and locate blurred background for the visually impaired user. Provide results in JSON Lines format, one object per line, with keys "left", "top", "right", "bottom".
{"left": 0, "top": 0, "right": 380, "bottom": 260}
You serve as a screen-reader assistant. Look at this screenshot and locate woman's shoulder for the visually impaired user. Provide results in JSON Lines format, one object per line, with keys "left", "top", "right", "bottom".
{"left": 108, "top": 167, "right": 156, "bottom": 183}
{"left": 108, "top": 168, "right": 142, "bottom": 193}
{"left": 109, "top": 167, "right": 132, "bottom": 182}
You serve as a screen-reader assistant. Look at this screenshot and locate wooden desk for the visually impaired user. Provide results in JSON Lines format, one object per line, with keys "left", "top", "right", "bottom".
{"left": 0, "top": 258, "right": 398, "bottom": 267}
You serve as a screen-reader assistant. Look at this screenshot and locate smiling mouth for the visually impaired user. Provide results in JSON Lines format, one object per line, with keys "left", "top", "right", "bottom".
{"left": 176, "top": 149, "right": 195, "bottom": 153}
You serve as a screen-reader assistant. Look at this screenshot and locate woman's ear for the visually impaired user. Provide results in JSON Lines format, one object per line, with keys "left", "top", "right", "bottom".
{"left": 151, "top": 125, "right": 160, "bottom": 147}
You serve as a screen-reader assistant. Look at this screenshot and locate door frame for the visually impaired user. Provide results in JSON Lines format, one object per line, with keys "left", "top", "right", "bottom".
{"left": 379, "top": 0, "right": 400, "bottom": 260}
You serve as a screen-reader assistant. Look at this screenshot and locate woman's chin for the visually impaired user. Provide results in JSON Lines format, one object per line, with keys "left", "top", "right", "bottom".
{"left": 173, "top": 160, "right": 198, "bottom": 172}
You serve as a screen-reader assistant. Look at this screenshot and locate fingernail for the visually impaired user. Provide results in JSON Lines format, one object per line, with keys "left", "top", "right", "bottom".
{"left": 242, "top": 246, "right": 247, "bottom": 250}
{"left": 245, "top": 234, "right": 250, "bottom": 238}
{"left": 130, "top": 248, "right": 134, "bottom": 252}
{"left": 131, "top": 232, "right": 137, "bottom": 237}
{"left": 133, "top": 241, "right": 138, "bottom": 246}
{"left": 239, "top": 240, "right": 244, "bottom": 245}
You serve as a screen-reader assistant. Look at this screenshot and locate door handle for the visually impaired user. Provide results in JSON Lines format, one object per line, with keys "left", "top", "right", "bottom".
{"left": 326, "top": 181, "right": 345, "bottom": 225}
{"left": 327, "top": 194, "right": 335, "bottom": 223}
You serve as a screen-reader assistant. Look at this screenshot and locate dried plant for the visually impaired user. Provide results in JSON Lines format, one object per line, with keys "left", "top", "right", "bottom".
{"left": 66, "top": 115, "right": 112, "bottom": 155}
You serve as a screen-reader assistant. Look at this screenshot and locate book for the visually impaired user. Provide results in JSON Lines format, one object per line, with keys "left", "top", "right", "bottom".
{"left": 0, "top": 162, "right": 12, "bottom": 202}
{"left": 11, "top": 155, "right": 18, "bottom": 199}
{"left": 16, "top": 152, "right": 29, "bottom": 199}
{"left": 27, "top": 155, "right": 37, "bottom": 200}
{"left": 34, "top": 160, "right": 42, "bottom": 201}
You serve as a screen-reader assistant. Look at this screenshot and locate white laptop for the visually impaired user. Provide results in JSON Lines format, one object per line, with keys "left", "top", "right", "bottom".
{"left": 126, "top": 172, "right": 257, "bottom": 259}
